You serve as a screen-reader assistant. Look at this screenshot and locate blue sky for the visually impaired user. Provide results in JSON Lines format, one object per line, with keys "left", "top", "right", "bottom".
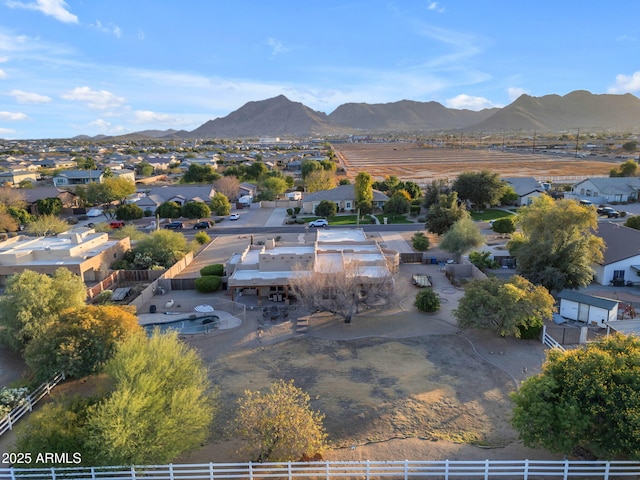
{"left": 1, "top": 0, "right": 640, "bottom": 139}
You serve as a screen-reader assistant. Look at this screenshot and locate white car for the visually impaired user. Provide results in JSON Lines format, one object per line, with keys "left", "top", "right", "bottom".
{"left": 309, "top": 219, "right": 328, "bottom": 227}
{"left": 229, "top": 213, "right": 240, "bottom": 220}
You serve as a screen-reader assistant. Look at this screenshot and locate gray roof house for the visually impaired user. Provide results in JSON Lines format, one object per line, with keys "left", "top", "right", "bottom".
{"left": 301, "top": 184, "right": 389, "bottom": 214}
{"left": 592, "top": 221, "right": 640, "bottom": 286}
{"left": 53, "top": 169, "right": 104, "bottom": 186}
{"left": 502, "top": 177, "right": 545, "bottom": 206}
{"left": 134, "top": 185, "right": 217, "bottom": 213}
{"left": 568, "top": 177, "right": 640, "bottom": 204}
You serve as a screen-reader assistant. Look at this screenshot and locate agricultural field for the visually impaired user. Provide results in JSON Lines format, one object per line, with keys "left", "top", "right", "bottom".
{"left": 335, "top": 143, "right": 616, "bottom": 183}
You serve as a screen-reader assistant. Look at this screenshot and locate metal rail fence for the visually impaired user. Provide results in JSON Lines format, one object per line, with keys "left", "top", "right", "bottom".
{"left": 0, "top": 372, "right": 65, "bottom": 436}
{"left": 2, "top": 460, "right": 640, "bottom": 480}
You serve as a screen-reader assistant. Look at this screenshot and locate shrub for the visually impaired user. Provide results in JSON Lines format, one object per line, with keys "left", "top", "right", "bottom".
{"left": 144, "top": 209, "right": 153, "bottom": 217}
{"left": 287, "top": 208, "right": 294, "bottom": 216}
{"left": 414, "top": 289, "right": 440, "bottom": 313}
{"left": 411, "top": 232, "right": 430, "bottom": 251}
{"left": 194, "top": 231, "right": 211, "bottom": 245}
{"left": 195, "top": 275, "right": 222, "bottom": 293}
{"left": 93, "top": 290, "right": 113, "bottom": 305}
{"left": 294, "top": 207, "right": 301, "bottom": 214}
{"left": 200, "top": 264, "right": 224, "bottom": 276}
{"left": 0, "top": 387, "right": 28, "bottom": 416}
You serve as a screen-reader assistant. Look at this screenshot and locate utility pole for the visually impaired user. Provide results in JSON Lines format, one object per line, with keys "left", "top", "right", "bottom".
{"left": 574, "top": 129, "right": 580, "bottom": 158}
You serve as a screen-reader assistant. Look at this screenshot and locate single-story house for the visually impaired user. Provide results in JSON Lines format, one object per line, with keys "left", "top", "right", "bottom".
{"left": 592, "top": 222, "right": 640, "bottom": 286}
{"left": 558, "top": 289, "right": 619, "bottom": 328}
{"left": 502, "top": 177, "right": 546, "bottom": 206}
{"left": 239, "top": 182, "right": 258, "bottom": 200}
{"left": 134, "top": 185, "right": 217, "bottom": 213}
{"left": 53, "top": 169, "right": 104, "bottom": 186}
{"left": 22, "top": 187, "right": 80, "bottom": 214}
{"left": 0, "top": 170, "right": 39, "bottom": 186}
{"left": 301, "top": 184, "right": 389, "bottom": 214}
{"left": 567, "top": 177, "right": 640, "bottom": 204}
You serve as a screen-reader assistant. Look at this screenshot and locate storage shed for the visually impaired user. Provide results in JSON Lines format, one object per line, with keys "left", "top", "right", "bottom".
{"left": 558, "top": 290, "right": 619, "bottom": 328}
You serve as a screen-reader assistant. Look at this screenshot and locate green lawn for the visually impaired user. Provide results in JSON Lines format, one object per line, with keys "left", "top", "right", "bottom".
{"left": 470, "top": 209, "right": 517, "bottom": 222}
{"left": 301, "top": 214, "right": 377, "bottom": 225}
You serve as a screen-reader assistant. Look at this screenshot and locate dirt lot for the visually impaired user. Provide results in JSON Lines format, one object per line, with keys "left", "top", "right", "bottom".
{"left": 335, "top": 143, "right": 616, "bottom": 182}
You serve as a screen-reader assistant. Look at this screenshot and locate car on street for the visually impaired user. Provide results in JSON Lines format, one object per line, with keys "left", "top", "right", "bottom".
{"left": 109, "top": 221, "right": 125, "bottom": 229}
{"left": 229, "top": 213, "right": 240, "bottom": 220}
{"left": 309, "top": 219, "right": 328, "bottom": 227}
{"left": 193, "top": 221, "right": 213, "bottom": 229}
{"left": 164, "top": 221, "right": 184, "bottom": 230}
{"left": 597, "top": 206, "right": 620, "bottom": 218}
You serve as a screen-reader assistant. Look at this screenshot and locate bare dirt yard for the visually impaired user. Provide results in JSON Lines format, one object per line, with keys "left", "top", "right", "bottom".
{"left": 335, "top": 143, "right": 616, "bottom": 183}
{"left": 177, "top": 262, "right": 563, "bottom": 464}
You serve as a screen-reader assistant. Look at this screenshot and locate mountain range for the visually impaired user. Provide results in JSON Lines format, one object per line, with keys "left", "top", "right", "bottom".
{"left": 118, "top": 90, "right": 640, "bottom": 140}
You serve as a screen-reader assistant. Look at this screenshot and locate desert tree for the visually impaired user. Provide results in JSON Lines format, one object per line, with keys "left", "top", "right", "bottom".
{"left": 439, "top": 216, "right": 484, "bottom": 262}
{"left": 411, "top": 231, "right": 430, "bottom": 251}
{"left": 422, "top": 178, "right": 450, "bottom": 209}
{"left": 35, "top": 197, "right": 63, "bottom": 216}
{"left": 26, "top": 214, "right": 70, "bottom": 236}
{"left": 454, "top": 275, "right": 555, "bottom": 338}
{"left": 512, "top": 334, "right": 640, "bottom": 459}
{"left": 156, "top": 201, "right": 182, "bottom": 219}
{"left": 508, "top": 196, "right": 604, "bottom": 292}
{"left": 213, "top": 176, "right": 240, "bottom": 200}
{"left": 115, "top": 203, "right": 144, "bottom": 221}
{"left": 305, "top": 169, "right": 336, "bottom": 193}
{"left": 291, "top": 262, "right": 394, "bottom": 323}
{"left": 0, "top": 186, "right": 27, "bottom": 209}
{"left": 491, "top": 217, "right": 516, "bottom": 236}
{"left": 383, "top": 192, "right": 411, "bottom": 218}
{"left": 84, "top": 330, "right": 217, "bottom": 465}
{"left": 0, "top": 268, "right": 87, "bottom": 353}
{"left": 24, "top": 305, "right": 142, "bottom": 381}
{"left": 233, "top": 379, "right": 327, "bottom": 462}
{"left": 425, "top": 191, "right": 468, "bottom": 235}
{"left": 129, "top": 229, "right": 193, "bottom": 269}
{"left": 354, "top": 172, "right": 374, "bottom": 211}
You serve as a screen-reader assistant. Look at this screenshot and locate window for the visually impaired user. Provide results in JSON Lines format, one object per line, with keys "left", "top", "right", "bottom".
{"left": 613, "top": 270, "right": 625, "bottom": 280}
{"left": 345, "top": 201, "right": 352, "bottom": 209}
{"left": 586, "top": 189, "right": 591, "bottom": 197}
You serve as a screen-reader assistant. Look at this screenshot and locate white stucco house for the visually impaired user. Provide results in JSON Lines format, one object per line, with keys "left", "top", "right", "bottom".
{"left": 567, "top": 177, "right": 640, "bottom": 204}
{"left": 592, "top": 221, "right": 640, "bottom": 286}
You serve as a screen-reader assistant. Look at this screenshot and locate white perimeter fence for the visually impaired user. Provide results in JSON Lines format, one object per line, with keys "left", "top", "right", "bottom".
{"left": 2, "top": 460, "right": 640, "bottom": 480}
{"left": 0, "top": 372, "right": 65, "bottom": 436}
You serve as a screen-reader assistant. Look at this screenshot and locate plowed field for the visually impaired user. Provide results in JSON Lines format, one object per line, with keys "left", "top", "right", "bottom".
{"left": 335, "top": 143, "right": 615, "bottom": 183}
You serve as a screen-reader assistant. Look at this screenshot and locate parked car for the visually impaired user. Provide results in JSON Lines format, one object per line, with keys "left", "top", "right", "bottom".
{"left": 193, "top": 221, "right": 213, "bottom": 229}
{"left": 309, "top": 219, "right": 328, "bottom": 227}
{"left": 109, "top": 221, "right": 125, "bottom": 229}
{"left": 229, "top": 213, "right": 240, "bottom": 220}
{"left": 597, "top": 206, "right": 620, "bottom": 218}
{"left": 164, "top": 221, "right": 184, "bottom": 229}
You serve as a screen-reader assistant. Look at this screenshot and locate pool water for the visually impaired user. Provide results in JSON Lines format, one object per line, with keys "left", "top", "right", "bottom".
{"left": 144, "top": 315, "right": 220, "bottom": 335}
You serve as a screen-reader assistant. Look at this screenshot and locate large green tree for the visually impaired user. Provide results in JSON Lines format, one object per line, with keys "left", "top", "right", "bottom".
{"left": 35, "top": 197, "right": 63, "bottom": 216}
{"left": 454, "top": 275, "right": 555, "bottom": 337}
{"left": 425, "top": 191, "right": 468, "bottom": 235}
{"left": 0, "top": 269, "right": 87, "bottom": 353}
{"left": 210, "top": 192, "right": 232, "bottom": 216}
{"left": 181, "top": 201, "right": 211, "bottom": 219}
{"left": 84, "top": 178, "right": 136, "bottom": 207}
{"left": 439, "top": 216, "right": 484, "bottom": 261}
{"left": 84, "top": 330, "right": 217, "bottom": 465}
{"left": 156, "top": 201, "right": 182, "bottom": 219}
{"left": 180, "top": 164, "right": 220, "bottom": 183}
{"left": 305, "top": 169, "right": 336, "bottom": 193}
{"left": 115, "top": 203, "right": 144, "bottom": 221}
{"left": 452, "top": 171, "right": 505, "bottom": 209}
{"left": 508, "top": 196, "right": 604, "bottom": 292}
{"left": 233, "top": 379, "right": 327, "bottom": 462}
{"left": 354, "top": 172, "right": 374, "bottom": 209}
{"left": 383, "top": 192, "right": 411, "bottom": 217}
{"left": 130, "top": 229, "right": 192, "bottom": 268}
{"left": 511, "top": 334, "right": 640, "bottom": 459}
{"left": 422, "top": 179, "right": 450, "bottom": 209}
{"left": 315, "top": 200, "right": 337, "bottom": 218}
{"left": 25, "top": 214, "right": 69, "bottom": 236}
{"left": 24, "top": 305, "right": 142, "bottom": 381}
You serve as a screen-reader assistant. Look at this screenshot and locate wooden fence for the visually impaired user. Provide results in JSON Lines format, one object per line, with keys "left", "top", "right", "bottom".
{"left": 86, "top": 270, "right": 163, "bottom": 299}
{"left": 0, "top": 372, "right": 65, "bottom": 437}
{"left": 2, "top": 459, "right": 640, "bottom": 479}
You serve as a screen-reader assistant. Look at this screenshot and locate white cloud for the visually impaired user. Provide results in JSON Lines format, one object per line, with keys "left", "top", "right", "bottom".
{"left": 427, "top": 2, "right": 445, "bottom": 13}
{"left": 0, "top": 127, "right": 16, "bottom": 135}
{"left": 6, "top": 0, "right": 78, "bottom": 24}
{"left": 507, "top": 87, "right": 528, "bottom": 101}
{"left": 0, "top": 69, "right": 7, "bottom": 79}
{"left": 0, "top": 111, "right": 28, "bottom": 121}
{"left": 608, "top": 72, "right": 640, "bottom": 94}
{"left": 133, "top": 110, "right": 191, "bottom": 125}
{"left": 0, "top": 56, "right": 8, "bottom": 62}
{"left": 445, "top": 94, "right": 498, "bottom": 110}
{"left": 61, "top": 86, "right": 126, "bottom": 109}
{"left": 267, "top": 37, "right": 288, "bottom": 56}
{"left": 10, "top": 89, "right": 52, "bottom": 103}
{"left": 88, "top": 118, "right": 126, "bottom": 134}
{"left": 90, "top": 20, "right": 122, "bottom": 38}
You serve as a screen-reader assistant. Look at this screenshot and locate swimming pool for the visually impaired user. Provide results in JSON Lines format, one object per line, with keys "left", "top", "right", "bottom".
{"left": 144, "top": 315, "right": 220, "bottom": 335}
